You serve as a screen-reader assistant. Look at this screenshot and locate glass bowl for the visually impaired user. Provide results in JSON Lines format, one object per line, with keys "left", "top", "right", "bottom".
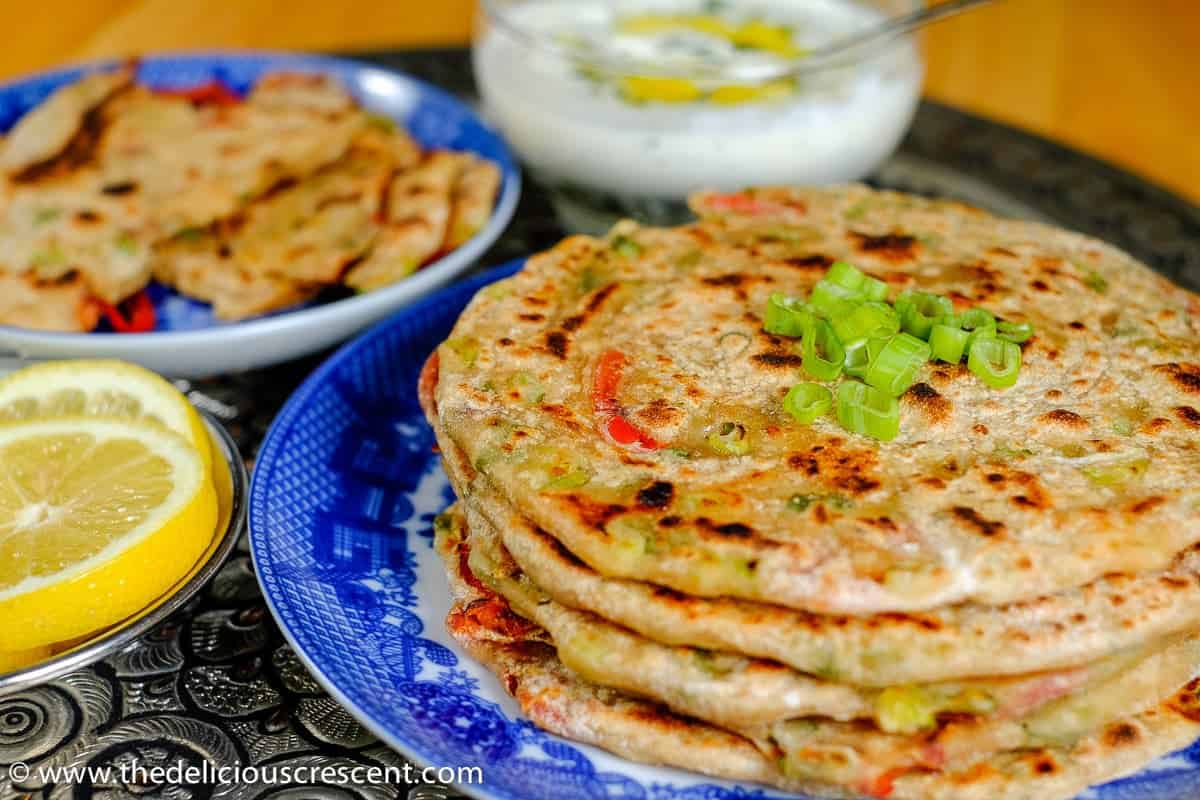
{"left": 0, "top": 411, "right": 247, "bottom": 694}
{"left": 473, "top": 0, "right": 924, "bottom": 231}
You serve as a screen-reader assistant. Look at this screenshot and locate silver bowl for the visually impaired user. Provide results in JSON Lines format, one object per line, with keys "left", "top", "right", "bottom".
{"left": 0, "top": 411, "right": 247, "bottom": 694}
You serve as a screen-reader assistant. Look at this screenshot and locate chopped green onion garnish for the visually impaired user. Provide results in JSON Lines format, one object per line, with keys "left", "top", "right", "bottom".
{"left": 897, "top": 292, "right": 953, "bottom": 340}
{"left": 832, "top": 301, "right": 899, "bottom": 347}
{"left": 843, "top": 336, "right": 888, "bottom": 378}
{"left": 783, "top": 382, "right": 833, "bottom": 424}
{"left": 893, "top": 290, "right": 916, "bottom": 315}
{"left": 836, "top": 380, "right": 900, "bottom": 442}
{"left": 997, "top": 320, "right": 1034, "bottom": 343}
{"left": 865, "top": 333, "right": 931, "bottom": 396}
{"left": 929, "top": 324, "right": 970, "bottom": 363}
{"left": 826, "top": 261, "right": 866, "bottom": 290}
{"left": 802, "top": 318, "right": 845, "bottom": 381}
{"left": 763, "top": 292, "right": 812, "bottom": 337}
{"left": 861, "top": 275, "right": 889, "bottom": 302}
{"left": 707, "top": 421, "right": 752, "bottom": 456}
{"left": 809, "top": 279, "right": 859, "bottom": 317}
{"left": 958, "top": 307, "right": 997, "bottom": 347}
{"left": 968, "top": 337, "right": 1022, "bottom": 389}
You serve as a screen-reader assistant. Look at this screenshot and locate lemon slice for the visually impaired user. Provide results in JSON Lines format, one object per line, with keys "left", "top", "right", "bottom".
{"left": 0, "top": 359, "right": 211, "bottom": 471}
{"left": 0, "top": 417, "right": 217, "bottom": 651}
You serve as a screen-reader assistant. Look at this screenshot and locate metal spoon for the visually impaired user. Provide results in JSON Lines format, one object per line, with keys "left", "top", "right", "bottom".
{"left": 802, "top": 0, "right": 996, "bottom": 66}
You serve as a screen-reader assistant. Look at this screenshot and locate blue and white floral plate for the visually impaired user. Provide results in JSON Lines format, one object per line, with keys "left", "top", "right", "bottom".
{"left": 0, "top": 52, "right": 520, "bottom": 377}
{"left": 249, "top": 262, "right": 1200, "bottom": 800}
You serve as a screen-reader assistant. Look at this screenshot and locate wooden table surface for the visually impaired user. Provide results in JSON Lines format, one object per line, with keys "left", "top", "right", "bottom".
{"left": 0, "top": 0, "right": 1195, "bottom": 202}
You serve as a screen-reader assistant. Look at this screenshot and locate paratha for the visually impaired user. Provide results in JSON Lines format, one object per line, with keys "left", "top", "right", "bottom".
{"left": 422, "top": 399, "right": 1200, "bottom": 685}
{"left": 436, "top": 504, "right": 1200, "bottom": 800}
{"left": 462, "top": 497, "right": 1196, "bottom": 739}
{"left": 446, "top": 156, "right": 502, "bottom": 249}
{"left": 229, "top": 140, "right": 390, "bottom": 284}
{"left": 0, "top": 67, "right": 132, "bottom": 176}
{"left": 96, "top": 83, "right": 367, "bottom": 234}
{"left": 0, "top": 67, "right": 502, "bottom": 326}
{"left": 432, "top": 185, "right": 1200, "bottom": 615}
{"left": 0, "top": 271, "right": 100, "bottom": 331}
{"left": 150, "top": 230, "right": 318, "bottom": 320}
{"left": 343, "top": 150, "right": 470, "bottom": 292}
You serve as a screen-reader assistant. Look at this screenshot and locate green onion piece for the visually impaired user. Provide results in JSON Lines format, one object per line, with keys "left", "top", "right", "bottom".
{"left": 809, "top": 279, "right": 860, "bottom": 317}
{"left": 114, "top": 232, "right": 138, "bottom": 256}
{"left": 802, "top": 319, "right": 845, "bottom": 381}
{"left": 445, "top": 336, "right": 480, "bottom": 366}
{"left": 783, "top": 382, "right": 833, "bottom": 424}
{"left": 542, "top": 466, "right": 592, "bottom": 490}
{"left": 861, "top": 275, "right": 889, "bottom": 302}
{"left": 826, "top": 261, "right": 866, "bottom": 290}
{"left": 1079, "top": 457, "right": 1149, "bottom": 486}
{"left": 843, "top": 336, "right": 888, "bottom": 378}
{"left": 508, "top": 372, "right": 545, "bottom": 404}
{"left": 898, "top": 292, "right": 954, "bottom": 340}
{"left": 763, "top": 293, "right": 813, "bottom": 337}
{"left": 1083, "top": 270, "right": 1108, "bottom": 293}
{"left": 831, "top": 301, "right": 899, "bottom": 347}
{"left": 836, "top": 380, "right": 900, "bottom": 442}
{"left": 997, "top": 320, "right": 1035, "bottom": 343}
{"left": 929, "top": 324, "right": 970, "bottom": 363}
{"left": 612, "top": 235, "right": 642, "bottom": 258}
{"left": 707, "top": 422, "right": 752, "bottom": 456}
{"left": 865, "top": 333, "right": 932, "bottom": 396}
{"left": 968, "top": 337, "right": 1022, "bottom": 389}
{"left": 959, "top": 307, "right": 997, "bottom": 344}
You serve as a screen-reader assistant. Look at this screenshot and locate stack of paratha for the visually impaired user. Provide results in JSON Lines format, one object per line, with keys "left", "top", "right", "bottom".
{"left": 420, "top": 185, "right": 1200, "bottom": 799}
{"left": 0, "top": 66, "right": 500, "bottom": 331}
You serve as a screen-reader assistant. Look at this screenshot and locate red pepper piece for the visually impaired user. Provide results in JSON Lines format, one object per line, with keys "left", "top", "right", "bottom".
{"left": 860, "top": 768, "right": 906, "bottom": 799}
{"left": 99, "top": 289, "right": 156, "bottom": 333}
{"left": 591, "top": 350, "right": 662, "bottom": 450}
{"left": 706, "top": 191, "right": 805, "bottom": 217}
{"left": 158, "top": 80, "right": 241, "bottom": 106}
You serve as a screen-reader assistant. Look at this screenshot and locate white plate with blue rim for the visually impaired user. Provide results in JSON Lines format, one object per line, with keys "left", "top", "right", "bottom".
{"left": 0, "top": 51, "right": 520, "bottom": 378}
{"left": 249, "top": 261, "right": 1200, "bottom": 800}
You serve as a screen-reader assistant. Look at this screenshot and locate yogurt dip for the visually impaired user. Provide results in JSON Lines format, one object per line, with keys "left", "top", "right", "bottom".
{"left": 475, "top": 0, "right": 923, "bottom": 204}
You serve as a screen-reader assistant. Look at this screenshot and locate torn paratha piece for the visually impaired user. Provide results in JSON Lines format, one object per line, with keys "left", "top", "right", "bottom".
{"left": 0, "top": 270, "right": 100, "bottom": 332}
{"left": 231, "top": 140, "right": 392, "bottom": 285}
{"left": 446, "top": 155, "right": 502, "bottom": 249}
{"left": 343, "top": 150, "right": 467, "bottom": 292}
{"left": 0, "top": 66, "right": 133, "bottom": 177}
{"left": 247, "top": 71, "right": 357, "bottom": 116}
{"left": 152, "top": 229, "right": 315, "bottom": 320}
{"left": 97, "top": 84, "right": 367, "bottom": 234}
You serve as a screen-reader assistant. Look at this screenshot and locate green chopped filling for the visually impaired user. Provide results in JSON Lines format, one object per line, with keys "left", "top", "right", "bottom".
{"left": 787, "top": 493, "right": 851, "bottom": 512}
{"left": 612, "top": 235, "right": 643, "bottom": 258}
{"left": 114, "top": 232, "right": 139, "bottom": 256}
{"left": 875, "top": 686, "right": 939, "bottom": 734}
{"left": 33, "top": 207, "right": 61, "bottom": 226}
{"left": 445, "top": 337, "right": 480, "bottom": 366}
{"left": 1080, "top": 457, "right": 1150, "bottom": 486}
{"left": 1083, "top": 270, "right": 1109, "bottom": 293}
{"left": 707, "top": 421, "right": 751, "bottom": 456}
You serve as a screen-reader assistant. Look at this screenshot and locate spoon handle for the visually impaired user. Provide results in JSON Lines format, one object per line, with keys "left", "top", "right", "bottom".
{"left": 808, "top": 0, "right": 996, "bottom": 62}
